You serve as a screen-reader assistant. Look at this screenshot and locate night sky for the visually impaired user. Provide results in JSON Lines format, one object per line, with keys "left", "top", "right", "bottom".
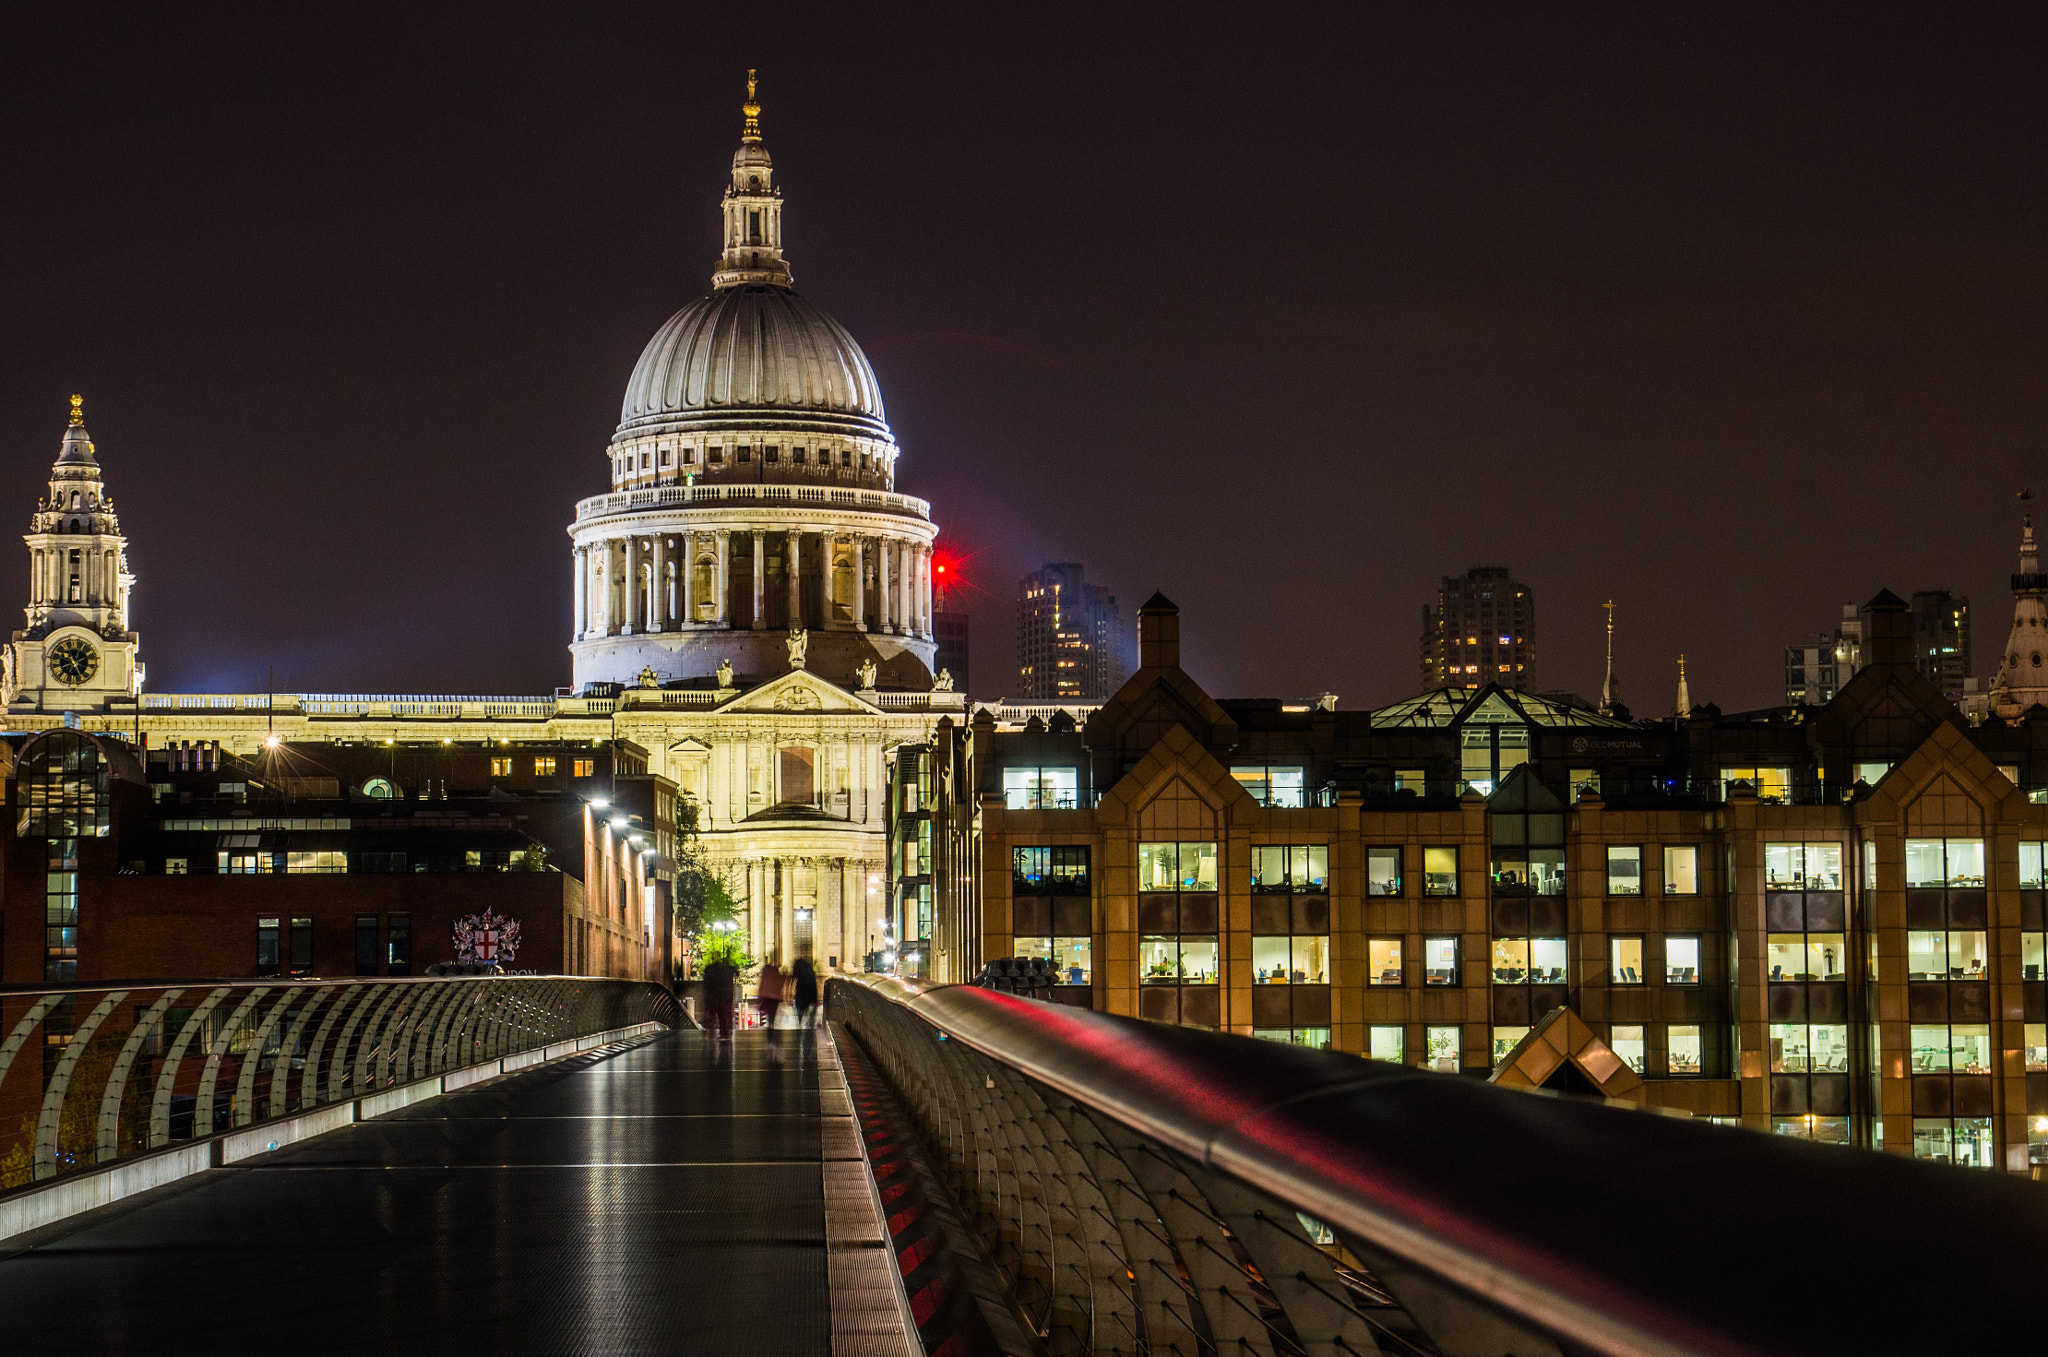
{"left": 3, "top": 6, "right": 2043, "bottom": 712}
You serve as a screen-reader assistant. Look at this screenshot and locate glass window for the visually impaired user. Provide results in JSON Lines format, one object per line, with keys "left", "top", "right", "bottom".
{"left": 1368, "top": 1026, "right": 1405, "bottom": 1063}
{"left": 1003, "top": 766, "right": 1079, "bottom": 810}
{"left": 2023, "top": 933, "right": 2045, "bottom": 981}
{"left": 2025, "top": 1023, "right": 2047, "bottom": 1071}
{"left": 1178, "top": 937, "right": 1218, "bottom": 984}
{"left": 1952, "top": 1023, "right": 1993, "bottom": 1073}
{"left": 1393, "top": 769, "right": 1426, "bottom": 794}
{"left": 1529, "top": 937, "right": 1566, "bottom": 983}
{"left": 1140, "top": 935, "right": 1180, "bottom": 984}
{"left": 1771, "top": 1022, "right": 1812, "bottom": 1072}
{"left": 1138, "top": 842, "right": 1217, "bottom": 892}
{"left": 1491, "top": 937, "right": 1529, "bottom": 983}
{"left": 1252, "top": 935, "right": 1291, "bottom": 982}
{"left": 386, "top": 916, "right": 410, "bottom": 975}
{"left": 1014, "top": 934, "right": 1092, "bottom": 986}
{"left": 1610, "top": 937, "right": 1644, "bottom": 984}
{"left": 1233, "top": 766, "right": 1306, "bottom": 808}
{"left": 1610, "top": 1025, "right": 1645, "bottom": 1073}
{"left": 1666, "top": 936, "right": 1700, "bottom": 984}
{"left": 1905, "top": 839, "right": 1944, "bottom": 887}
{"left": 1607, "top": 846, "right": 1643, "bottom": 895}
{"left": 1252, "top": 845, "right": 1328, "bottom": 891}
{"left": 1948, "top": 931, "right": 1988, "bottom": 979}
{"left": 257, "top": 917, "right": 280, "bottom": 970}
{"left": 1366, "top": 846, "right": 1402, "bottom": 895}
{"left": 2023, "top": 842, "right": 2047, "bottom": 890}
{"left": 1423, "top": 846, "right": 1458, "bottom": 896}
{"left": 1491, "top": 1027, "right": 1529, "bottom": 1066}
{"left": 1291, "top": 935, "right": 1327, "bottom": 984}
{"left": 1668, "top": 1024, "right": 1703, "bottom": 1075}
{"left": 1367, "top": 938, "right": 1403, "bottom": 986}
{"left": 355, "top": 916, "right": 378, "bottom": 976}
{"left": 1854, "top": 761, "right": 1891, "bottom": 785}
{"left": 1947, "top": 839, "right": 1985, "bottom": 886}
{"left": 1915, "top": 1118, "right": 1997, "bottom": 1168}
{"left": 1662, "top": 845, "right": 1699, "bottom": 894}
{"left": 1726, "top": 767, "right": 1793, "bottom": 802}
{"left": 1425, "top": 1025, "right": 1461, "bottom": 1073}
{"left": 1423, "top": 937, "right": 1458, "bottom": 986}
{"left": 1773, "top": 1115, "right": 1852, "bottom": 1144}
{"left": 1907, "top": 930, "right": 1947, "bottom": 979}
{"left": 1910, "top": 1025, "right": 1950, "bottom": 1072}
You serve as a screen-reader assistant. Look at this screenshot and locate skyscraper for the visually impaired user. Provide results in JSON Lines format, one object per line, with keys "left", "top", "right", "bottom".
{"left": 1017, "top": 564, "right": 1130, "bottom": 700}
{"left": 1911, "top": 589, "right": 1971, "bottom": 700}
{"left": 1419, "top": 566, "right": 1535, "bottom": 691}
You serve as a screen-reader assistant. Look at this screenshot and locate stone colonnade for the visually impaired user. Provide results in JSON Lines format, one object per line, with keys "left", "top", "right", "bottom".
{"left": 733, "top": 854, "right": 883, "bottom": 972}
{"left": 573, "top": 528, "right": 934, "bottom": 642}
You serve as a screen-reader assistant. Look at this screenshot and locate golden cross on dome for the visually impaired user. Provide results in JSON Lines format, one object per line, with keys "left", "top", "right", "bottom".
{"left": 68, "top": 394, "right": 83, "bottom": 426}
{"left": 743, "top": 69, "right": 761, "bottom": 139}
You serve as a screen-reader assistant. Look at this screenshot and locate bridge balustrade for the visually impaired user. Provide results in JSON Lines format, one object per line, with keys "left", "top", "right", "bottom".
{"left": 0, "top": 976, "right": 668, "bottom": 1196}
{"left": 829, "top": 973, "right": 2048, "bottom": 1357}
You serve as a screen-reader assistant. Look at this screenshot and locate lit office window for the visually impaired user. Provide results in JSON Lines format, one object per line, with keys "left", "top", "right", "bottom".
{"left": 1606, "top": 846, "right": 1643, "bottom": 896}
{"left": 1425, "top": 1025, "right": 1461, "bottom": 1073}
{"left": 1663, "top": 845, "right": 1699, "bottom": 895}
{"left": 1368, "top": 1026, "right": 1405, "bottom": 1063}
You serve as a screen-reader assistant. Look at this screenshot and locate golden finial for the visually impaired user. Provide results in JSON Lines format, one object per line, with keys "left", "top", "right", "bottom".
{"left": 68, "top": 394, "right": 83, "bottom": 427}
{"left": 742, "top": 68, "right": 761, "bottom": 140}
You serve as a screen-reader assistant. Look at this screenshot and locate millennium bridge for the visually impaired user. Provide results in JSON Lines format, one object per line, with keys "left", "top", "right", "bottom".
{"left": 0, "top": 972, "right": 2038, "bottom": 1355}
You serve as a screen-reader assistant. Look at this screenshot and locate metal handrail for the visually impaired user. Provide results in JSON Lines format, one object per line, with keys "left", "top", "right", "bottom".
{"left": 0, "top": 976, "right": 668, "bottom": 1193}
{"left": 830, "top": 974, "right": 2048, "bottom": 1357}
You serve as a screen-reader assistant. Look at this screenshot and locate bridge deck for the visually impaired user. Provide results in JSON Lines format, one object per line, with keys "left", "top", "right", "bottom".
{"left": 0, "top": 1027, "right": 907, "bottom": 1355}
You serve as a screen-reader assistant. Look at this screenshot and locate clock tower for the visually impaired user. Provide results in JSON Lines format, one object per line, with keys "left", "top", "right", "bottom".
{"left": 5, "top": 396, "right": 143, "bottom": 713}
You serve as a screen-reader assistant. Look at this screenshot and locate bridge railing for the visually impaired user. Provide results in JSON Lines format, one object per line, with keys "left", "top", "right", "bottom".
{"left": 0, "top": 976, "right": 668, "bottom": 1197}
{"left": 829, "top": 974, "right": 2048, "bottom": 1357}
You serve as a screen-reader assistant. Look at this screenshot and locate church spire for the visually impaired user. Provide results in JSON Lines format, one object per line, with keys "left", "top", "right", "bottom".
{"left": 1599, "top": 600, "right": 1622, "bottom": 715}
{"left": 1674, "top": 654, "right": 1690, "bottom": 719}
{"left": 713, "top": 68, "right": 792, "bottom": 289}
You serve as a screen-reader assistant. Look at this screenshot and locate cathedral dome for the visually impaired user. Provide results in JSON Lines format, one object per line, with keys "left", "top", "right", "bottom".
{"left": 616, "top": 284, "right": 888, "bottom": 437}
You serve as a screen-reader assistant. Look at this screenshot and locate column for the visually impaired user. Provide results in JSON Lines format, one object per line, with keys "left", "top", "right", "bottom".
{"left": 572, "top": 545, "right": 587, "bottom": 639}
{"left": 780, "top": 858, "right": 798, "bottom": 965}
{"left": 852, "top": 537, "right": 867, "bottom": 631}
{"left": 922, "top": 544, "right": 935, "bottom": 635}
{"left": 785, "top": 530, "right": 803, "bottom": 631}
{"left": 680, "top": 531, "right": 696, "bottom": 626}
{"left": 622, "top": 537, "right": 640, "bottom": 634}
{"left": 877, "top": 536, "right": 892, "bottom": 634}
{"left": 895, "top": 541, "right": 911, "bottom": 637}
{"left": 751, "top": 532, "right": 766, "bottom": 630}
{"left": 648, "top": 536, "right": 666, "bottom": 633}
{"left": 714, "top": 530, "right": 730, "bottom": 626}
{"left": 594, "top": 542, "right": 610, "bottom": 634}
{"left": 748, "top": 860, "right": 766, "bottom": 965}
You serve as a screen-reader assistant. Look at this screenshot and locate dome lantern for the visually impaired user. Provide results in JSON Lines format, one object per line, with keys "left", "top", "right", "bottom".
{"left": 714, "top": 69, "right": 790, "bottom": 290}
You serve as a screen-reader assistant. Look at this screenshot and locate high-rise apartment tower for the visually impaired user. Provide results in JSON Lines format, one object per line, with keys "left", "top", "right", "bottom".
{"left": 1419, "top": 567, "right": 1534, "bottom": 691}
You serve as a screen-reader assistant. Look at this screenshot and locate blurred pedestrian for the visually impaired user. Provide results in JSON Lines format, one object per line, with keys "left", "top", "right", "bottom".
{"left": 791, "top": 955, "right": 818, "bottom": 1029}
{"left": 702, "top": 953, "right": 738, "bottom": 1050}
{"left": 757, "top": 961, "right": 786, "bottom": 1056}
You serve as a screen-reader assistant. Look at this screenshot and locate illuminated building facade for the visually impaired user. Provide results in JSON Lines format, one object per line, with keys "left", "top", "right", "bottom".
{"left": 4, "top": 397, "right": 142, "bottom": 714}
{"left": 1420, "top": 566, "right": 1534, "bottom": 692}
{"left": 914, "top": 591, "right": 2048, "bottom": 1175}
{"left": 1016, "top": 563, "right": 1129, "bottom": 701}
{"left": 0, "top": 78, "right": 962, "bottom": 977}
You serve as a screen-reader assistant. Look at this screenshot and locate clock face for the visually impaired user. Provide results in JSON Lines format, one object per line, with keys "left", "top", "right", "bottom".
{"left": 48, "top": 636, "right": 99, "bottom": 687}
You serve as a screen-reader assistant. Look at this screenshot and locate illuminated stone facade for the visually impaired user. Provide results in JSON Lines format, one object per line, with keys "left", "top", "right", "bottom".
{"left": 4, "top": 81, "right": 962, "bottom": 975}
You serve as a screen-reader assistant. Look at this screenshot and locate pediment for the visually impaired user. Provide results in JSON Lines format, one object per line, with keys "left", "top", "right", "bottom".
{"left": 715, "top": 670, "right": 877, "bottom": 716}
{"left": 667, "top": 736, "right": 714, "bottom": 754}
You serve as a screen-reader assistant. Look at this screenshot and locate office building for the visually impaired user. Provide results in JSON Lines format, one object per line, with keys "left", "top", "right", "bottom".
{"left": 1912, "top": 590, "right": 1970, "bottom": 700}
{"left": 1017, "top": 563, "right": 1129, "bottom": 701}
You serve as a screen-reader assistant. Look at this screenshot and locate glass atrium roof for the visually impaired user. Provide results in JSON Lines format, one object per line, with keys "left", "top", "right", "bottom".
{"left": 1368, "top": 685, "right": 1639, "bottom": 730}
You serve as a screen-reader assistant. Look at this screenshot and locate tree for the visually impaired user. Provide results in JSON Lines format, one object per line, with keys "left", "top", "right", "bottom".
{"left": 670, "top": 794, "right": 734, "bottom": 941}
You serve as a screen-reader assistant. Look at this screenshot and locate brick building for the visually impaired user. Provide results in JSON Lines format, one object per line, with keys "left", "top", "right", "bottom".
{"left": 2, "top": 732, "right": 677, "bottom": 984}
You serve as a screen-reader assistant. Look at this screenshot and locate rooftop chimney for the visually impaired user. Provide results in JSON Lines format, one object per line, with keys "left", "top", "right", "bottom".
{"left": 1137, "top": 593, "right": 1179, "bottom": 670}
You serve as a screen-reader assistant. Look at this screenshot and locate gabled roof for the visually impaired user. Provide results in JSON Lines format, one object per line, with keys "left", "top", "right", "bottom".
{"left": 1369, "top": 683, "right": 1639, "bottom": 731}
{"left": 1490, "top": 1007, "right": 1646, "bottom": 1104}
